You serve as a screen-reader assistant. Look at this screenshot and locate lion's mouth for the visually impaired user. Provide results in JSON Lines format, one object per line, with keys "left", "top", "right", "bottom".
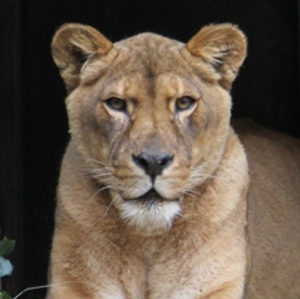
{"left": 125, "top": 188, "right": 179, "bottom": 203}
{"left": 131, "top": 188, "right": 162, "bottom": 201}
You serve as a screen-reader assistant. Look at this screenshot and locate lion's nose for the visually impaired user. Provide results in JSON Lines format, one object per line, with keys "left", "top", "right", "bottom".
{"left": 132, "top": 152, "right": 173, "bottom": 180}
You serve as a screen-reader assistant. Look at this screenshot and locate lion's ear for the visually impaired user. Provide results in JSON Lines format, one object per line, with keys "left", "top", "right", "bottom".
{"left": 183, "top": 23, "right": 247, "bottom": 90}
{"left": 51, "top": 23, "right": 113, "bottom": 91}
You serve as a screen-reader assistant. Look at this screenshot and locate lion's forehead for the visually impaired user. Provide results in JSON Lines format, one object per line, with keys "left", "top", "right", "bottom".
{"left": 113, "top": 33, "right": 191, "bottom": 77}
{"left": 115, "top": 32, "right": 184, "bottom": 57}
{"left": 95, "top": 72, "right": 202, "bottom": 103}
{"left": 82, "top": 33, "right": 207, "bottom": 101}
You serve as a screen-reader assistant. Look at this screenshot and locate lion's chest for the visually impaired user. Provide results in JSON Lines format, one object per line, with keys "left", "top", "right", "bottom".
{"left": 104, "top": 232, "right": 205, "bottom": 299}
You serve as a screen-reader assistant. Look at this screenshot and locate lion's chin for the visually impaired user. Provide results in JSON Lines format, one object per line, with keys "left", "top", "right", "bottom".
{"left": 119, "top": 191, "right": 181, "bottom": 234}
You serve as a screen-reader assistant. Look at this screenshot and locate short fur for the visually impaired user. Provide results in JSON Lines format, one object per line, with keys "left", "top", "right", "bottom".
{"left": 47, "top": 23, "right": 300, "bottom": 299}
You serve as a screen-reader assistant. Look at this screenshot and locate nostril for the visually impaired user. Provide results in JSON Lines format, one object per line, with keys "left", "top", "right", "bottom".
{"left": 132, "top": 153, "right": 150, "bottom": 170}
{"left": 156, "top": 154, "right": 174, "bottom": 169}
{"left": 132, "top": 152, "right": 173, "bottom": 178}
{"left": 139, "top": 158, "right": 148, "bottom": 168}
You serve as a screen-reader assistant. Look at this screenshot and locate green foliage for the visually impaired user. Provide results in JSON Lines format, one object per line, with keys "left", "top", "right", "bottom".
{"left": 0, "top": 291, "right": 12, "bottom": 299}
{"left": 0, "top": 238, "right": 15, "bottom": 257}
{"left": 0, "top": 233, "right": 15, "bottom": 299}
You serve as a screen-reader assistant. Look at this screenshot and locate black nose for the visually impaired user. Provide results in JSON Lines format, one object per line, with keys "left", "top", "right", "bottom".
{"left": 132, "top": 152, "right": 173, "bottom": 179}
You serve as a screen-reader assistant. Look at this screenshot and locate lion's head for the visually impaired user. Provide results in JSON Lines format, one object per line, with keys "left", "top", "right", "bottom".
{"left": 52, "top": 23, "right": 246, "bottom": 232}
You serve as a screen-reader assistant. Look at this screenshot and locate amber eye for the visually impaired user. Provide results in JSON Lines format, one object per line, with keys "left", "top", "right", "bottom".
{"left": 105, "top": 97, "right": 127, "bottom": 112}
{"left": 175, "top": 96, "right": 196, "bottom": 111}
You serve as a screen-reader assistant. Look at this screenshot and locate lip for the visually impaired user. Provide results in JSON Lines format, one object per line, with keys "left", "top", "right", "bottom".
{"left": 125, "top": 188, "right": 180, "bottom": 203}
{"left": 129, "top": 188, "right": 162, "bottom": 202}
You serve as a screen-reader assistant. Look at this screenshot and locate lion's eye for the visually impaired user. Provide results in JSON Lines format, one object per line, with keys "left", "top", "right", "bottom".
{"left": 175, "top": 96, "right": 196, "bottom": 111}
{"left": 105, "top": 97, "right": 127, "bottom": 112}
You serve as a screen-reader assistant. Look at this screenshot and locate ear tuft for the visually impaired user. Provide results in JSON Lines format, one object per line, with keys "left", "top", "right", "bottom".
{"left": 51, "top": 23, "right": 113, "bottom": 91}
{"left": 185, "top": 23, "right": 247, "bottom": 89}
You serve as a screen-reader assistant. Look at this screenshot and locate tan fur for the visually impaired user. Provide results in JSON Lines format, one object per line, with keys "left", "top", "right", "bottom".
{"left": 233, "top": 120, "right": 300, "bottom": 298}
{"left": 47, "top": 23, "right": 300, "bottom": 299}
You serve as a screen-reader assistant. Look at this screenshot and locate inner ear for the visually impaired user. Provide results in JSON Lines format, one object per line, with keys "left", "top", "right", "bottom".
{"left": 72, "top": 46, "right": 91, "bottom": 66}
{"left": 51, "top": 23, "right": 113, "bottom": 91}
{"left": 184, "top": 23, "right": 247, "bottom": 90}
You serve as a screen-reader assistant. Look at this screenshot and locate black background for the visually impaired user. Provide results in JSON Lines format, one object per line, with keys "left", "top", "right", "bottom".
{"left": 1, "top": 0, "right": 299, "bottom": 297}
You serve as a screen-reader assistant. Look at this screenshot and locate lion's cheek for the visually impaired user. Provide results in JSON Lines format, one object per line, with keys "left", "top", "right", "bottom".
{"left": 154, "top": 171, "right": 190, "bottom": 199}
{"left": 115, "top": 175, "right": 152, "bottom": 199}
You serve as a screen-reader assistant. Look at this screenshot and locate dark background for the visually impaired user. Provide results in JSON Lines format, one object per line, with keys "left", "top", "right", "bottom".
{"left": 1, "top": 0, "right": 299, "bottom": 297}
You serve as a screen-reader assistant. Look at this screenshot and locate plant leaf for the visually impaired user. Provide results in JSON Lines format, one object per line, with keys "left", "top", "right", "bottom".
{"left": 0, "top": 256, "right": 13, "bottom": 277}
{"left": 0, "top": 237, "right": 16, "bottom": 256}
{"left": 0, "top": 291, "right": 13, "bottom": 299}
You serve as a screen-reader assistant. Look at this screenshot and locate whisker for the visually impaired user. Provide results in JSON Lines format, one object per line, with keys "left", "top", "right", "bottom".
{"left": 82, "top": 184, "right": 115, "bottom": 214}
{"left": 183, "top": 189, "right": 202, "bottom": 198}
{"left": 81, "top": 172, "right": 111, "bottom": 181}
{"left": 86, "top": 168, "right": 111, "bottom": 174}
{"left": 105, "top": 193, "right": 121, "bottom": 217}
{"left": 94, "top": 185, "right": 114, "bottom": 197}
{"left": 97, "top": 177, "right": 115, "bottom": 183}
{"left": 189, "top": 174, "right": 216, "bottom": 181}
{"left": 183, "top": 191, "right": 197, "bottom": 200}
{"left": 86, "top": 158, "right": 108, "bottom": 167}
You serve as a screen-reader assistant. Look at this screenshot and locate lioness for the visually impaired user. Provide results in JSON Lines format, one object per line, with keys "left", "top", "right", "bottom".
{"left": 47, "top": 23, "right": 300, "bottom": 299}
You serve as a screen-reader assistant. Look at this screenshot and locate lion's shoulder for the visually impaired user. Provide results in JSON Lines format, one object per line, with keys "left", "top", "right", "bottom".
{"left": 233, "top": 119, "right": 300, "bottom": 298}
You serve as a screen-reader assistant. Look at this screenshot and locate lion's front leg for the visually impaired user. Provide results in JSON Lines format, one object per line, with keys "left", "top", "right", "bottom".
{"left": 46, "top": 283, "right": 128, "bottom": 299}
{"left": 199, "top": 282, "right": 244, "bottom": 299}
{"left": 46, "top": 287, "right": 88, "bottom": 299}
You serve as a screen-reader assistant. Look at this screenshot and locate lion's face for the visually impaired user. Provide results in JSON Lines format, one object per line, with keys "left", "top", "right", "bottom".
{"left": 52, "top": 23, "right": 246, "bottom": 232}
